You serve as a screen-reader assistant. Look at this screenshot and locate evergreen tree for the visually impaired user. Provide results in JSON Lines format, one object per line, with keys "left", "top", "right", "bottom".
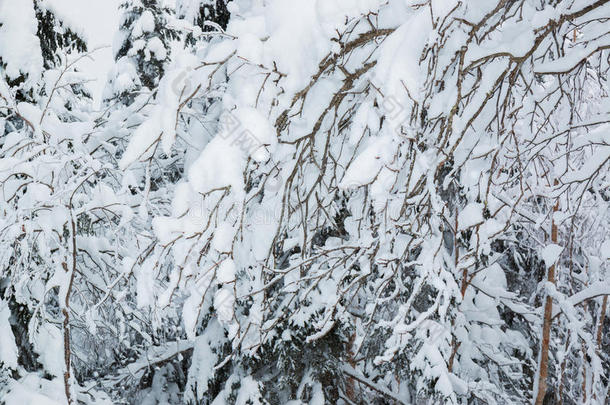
{"left": 176, "top": 0, "right": 230, "bottom": 32}
{"left": 34, "top": 2, "right": 87, "bottom": 70}
{"left": 106, "top": 0, "right": 179, "bottom": 104}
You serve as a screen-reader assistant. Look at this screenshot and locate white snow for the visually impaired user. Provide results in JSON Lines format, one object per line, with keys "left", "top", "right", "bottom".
{"left": 33, "top": 323, "right": 64, "bottom": 378}
{"left": 552, "top": 281, "right": 610, "bottom": 319}
{"left": 458, "top": 203, "right": 484, "bottom": 231}
{"left": 0, "top": 0, "right": 43, "bottom": 82}
{"left": 147, "top": 37, "right": 167, "bottom": 60}
{"left": 2, "top": 375, "right": 65, "bottom": 405}
{"left": 0, "top": 300, "right": 18, "bottom": 369}
{"left": 339, "top": 135, "right": 395, "bottom": 189}
{"left": 217, "top": 259, "right": 236, "bottom": 283}
{"left": 541, "top": 244, "right": 563, "bottom": 269}
{"left": 211, "top": 222, "right": 237, "bottom": 253}
{"left": 232, "top": 107, "right": 277, "bottom": 162}
{"left": 214, "top": 287, "right": 235, "bottom": 323}
{"left": 136, "top": 10, "right": 156, "bottom": 36}
{"left": 45, "top": 0, "right": 120, "bottom": 107}
{"left": 187, "top": 136, "right": 246, "bottom": 196}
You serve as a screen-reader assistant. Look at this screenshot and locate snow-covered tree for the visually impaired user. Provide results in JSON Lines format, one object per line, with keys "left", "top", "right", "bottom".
{"left": 117, "top": 0, "right": 609, "bottom": 403}
{"left": 106, "top": 0, "right": 179, "bottom": 104}
{"left": 2, "top": 0, "right": 609, "bottom": 404}
{"left": 1, "top": 2, "right": 130, "bottom": 404}
{"left": 176, "top": 0, "right": 230, "bottom": 31}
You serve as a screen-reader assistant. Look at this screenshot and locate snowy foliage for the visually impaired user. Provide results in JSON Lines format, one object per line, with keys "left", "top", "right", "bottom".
{"left": 1, "top": 0, "right": 609, "bottom": 404}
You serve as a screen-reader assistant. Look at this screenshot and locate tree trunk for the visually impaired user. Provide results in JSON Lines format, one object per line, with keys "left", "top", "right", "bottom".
{"left": 557, "top": 332, "right": 570, "bottom": 405}
{"left": 534, "top": 195, "right": 559, "bottom": 405}
{"left": 449, "top": 208, "right": 464, "bottom": 373}
{"left": 62, "top": 213, "right": 78, "bottom": 405}
{"left": 597, "top": 295, "right": 607, "bottom": 347}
